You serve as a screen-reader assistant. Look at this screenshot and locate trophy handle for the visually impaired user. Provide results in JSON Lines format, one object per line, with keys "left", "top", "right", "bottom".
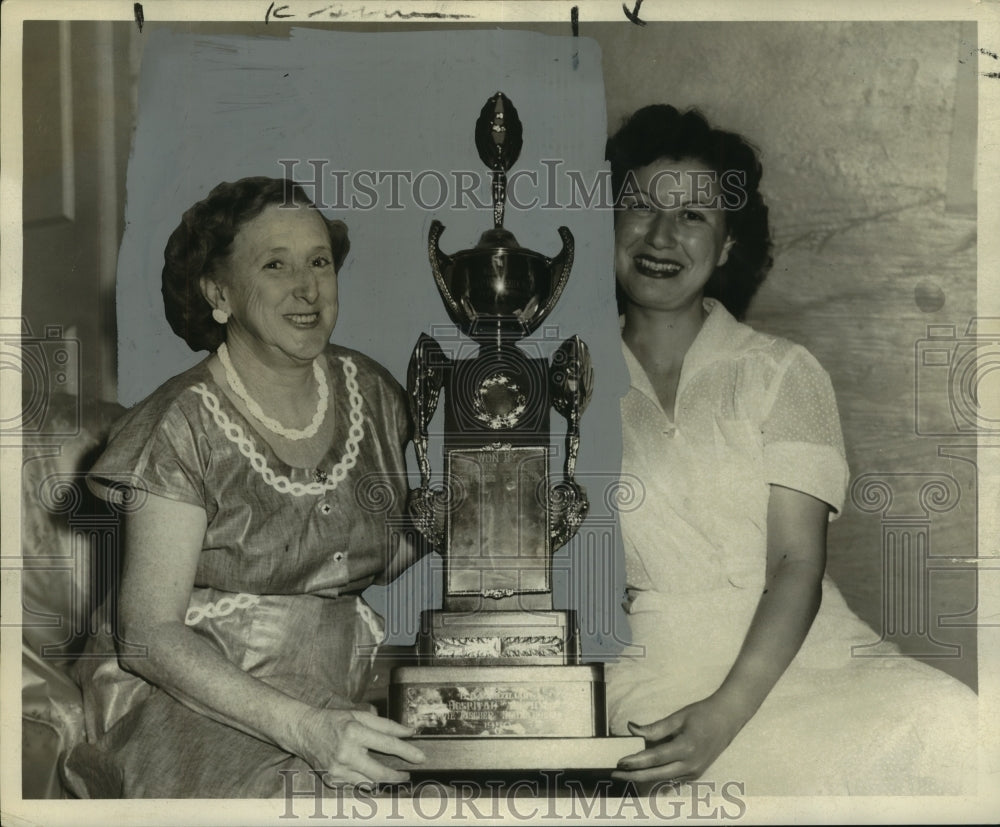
{"left": 548, "top": 334, "right": 592, "bottom": 550}
{"left": 525, "top": 226, "right": 575, "bottom": 334}
{"left": 548, "top": 481, "right": 589, "bottom": 551}
{"left": 407, "top": 334, "right": 448, "bottom": 488}
{"left": 550, "top": 335, "right": 593, "bottom": 481}
{"left": 428, "top": 220, "right": 466, "bottom": 327}
{"left": 406, "top": 334, "right": 450, "bottom": 550}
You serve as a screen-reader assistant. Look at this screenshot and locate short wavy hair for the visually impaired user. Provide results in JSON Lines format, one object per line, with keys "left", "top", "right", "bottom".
{"left": 605, "top": 105, "right": 772, "bottom": 320}
{"left": 162, "top": 177, "right": 350, "bottom": 352}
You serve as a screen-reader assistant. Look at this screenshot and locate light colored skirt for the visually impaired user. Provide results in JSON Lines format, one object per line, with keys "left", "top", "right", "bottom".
{"left": 606, "top": 578, "right": 978, "bottom": 796}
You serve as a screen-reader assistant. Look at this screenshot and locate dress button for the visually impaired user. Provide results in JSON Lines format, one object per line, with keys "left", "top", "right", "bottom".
{"left": 333, "top": 551, "right": 346, "bottom": 562}
{"left": 320, "top": 502, "right": 332, "bottom": 514}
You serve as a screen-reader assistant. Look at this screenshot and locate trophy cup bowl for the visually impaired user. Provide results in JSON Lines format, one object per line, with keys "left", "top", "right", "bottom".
{"left": 429, "top": 222, "right": 574, "bottom": 342}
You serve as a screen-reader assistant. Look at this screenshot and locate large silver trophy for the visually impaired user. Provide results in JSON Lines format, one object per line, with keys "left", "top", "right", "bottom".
{"left": 388, "top": 93, "right": 641, "bottom": 772}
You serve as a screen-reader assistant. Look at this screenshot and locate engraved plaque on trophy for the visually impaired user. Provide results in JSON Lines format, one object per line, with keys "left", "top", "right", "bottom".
{"left": 387, "top": 93, "right": 642, "bottom": 772}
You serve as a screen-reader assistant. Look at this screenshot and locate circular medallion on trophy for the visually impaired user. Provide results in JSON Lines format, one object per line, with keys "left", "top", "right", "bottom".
{"left": 472, "top": 372, "right": 528, "bottom": 429}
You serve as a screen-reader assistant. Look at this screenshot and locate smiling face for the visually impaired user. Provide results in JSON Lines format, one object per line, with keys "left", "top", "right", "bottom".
{"left": 615, "top": 156, "right": 734, "bottom": 317}
{"left": 203, "top": 203, "right": 339, "bottom": 368}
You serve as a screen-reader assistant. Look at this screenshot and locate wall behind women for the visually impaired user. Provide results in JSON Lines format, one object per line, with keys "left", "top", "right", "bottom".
{"left": 586, "top": 20, "right": 981, "bottom": 688}
{"left": 20, "top": 21, "right": 138, "bottom": 406}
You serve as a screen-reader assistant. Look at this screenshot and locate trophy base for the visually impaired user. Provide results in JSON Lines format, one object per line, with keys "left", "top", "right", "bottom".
{"left": 385, "top": 735, "right": 646, "bottom": 772}
{"left": 418, "top": 610, "right": 578, "bottom": 665}
{"left": 390, "top": 664, "right": 606, "bottom": 737}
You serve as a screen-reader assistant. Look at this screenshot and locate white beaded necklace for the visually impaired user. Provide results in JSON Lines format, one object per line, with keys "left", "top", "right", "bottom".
{"left": 191, "top": 355, "right": 366, "bottom": 496}
{"left": 217, "top": 341, "right": 329, "bottom": 441}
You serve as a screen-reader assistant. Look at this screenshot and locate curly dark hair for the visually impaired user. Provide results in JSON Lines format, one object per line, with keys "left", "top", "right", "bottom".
{"left": 605, "top": 105, "right": 773, "bottom": 320}
{"left": 161, "top": 177, "right": 350, "bottom": 352}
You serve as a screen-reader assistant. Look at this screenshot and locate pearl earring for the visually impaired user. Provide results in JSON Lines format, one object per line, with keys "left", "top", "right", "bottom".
{"left": 212, "top": 308, "right": 230, "bottom": 325}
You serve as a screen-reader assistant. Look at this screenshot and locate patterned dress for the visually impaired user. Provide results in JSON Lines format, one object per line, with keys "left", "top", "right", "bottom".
{"left": 62, "top": 344, "right": 412, "bottom": 798}
{"left": 606, "top": 300, "right": 977, "bottom": 795}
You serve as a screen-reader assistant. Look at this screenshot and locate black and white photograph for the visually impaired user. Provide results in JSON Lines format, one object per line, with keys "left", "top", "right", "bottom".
{"left": 2, "top": 1, "right": 998, "bottom": 824}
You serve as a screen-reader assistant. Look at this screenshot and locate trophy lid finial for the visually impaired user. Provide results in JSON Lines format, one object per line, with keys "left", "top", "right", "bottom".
{"left": 426, "top": 93, "right": 573, "bottom": 344}
{"left": 475, "top": 92, "right": 523, "bottom": 173}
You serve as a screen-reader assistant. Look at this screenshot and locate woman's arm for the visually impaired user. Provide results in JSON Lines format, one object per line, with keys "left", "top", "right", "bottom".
{"left": 117, "top": 492, "right": 425, "bottom": 786}
{"left": 613, "top": 484, "right": 830, "bottom": 784}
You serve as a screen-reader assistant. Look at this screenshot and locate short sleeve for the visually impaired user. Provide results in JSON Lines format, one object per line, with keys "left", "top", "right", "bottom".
{"left": 350, "top": 348, "right": 411, "bottom": 447}
{"left": 392, "top": 378, "right": 412, "bottom": 447}
{"left": 760, "top": 348, "right": 850, "bottom": 517}
{"left": 87, "top": 400, "right": 207, "bottom": 509}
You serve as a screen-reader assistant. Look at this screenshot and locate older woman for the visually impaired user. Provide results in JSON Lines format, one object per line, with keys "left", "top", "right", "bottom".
{"left": 605, "top": 106, "right": 977, "bottom": 795}
{"left": 62, "top": 177, "right": 425, "bottom": 797}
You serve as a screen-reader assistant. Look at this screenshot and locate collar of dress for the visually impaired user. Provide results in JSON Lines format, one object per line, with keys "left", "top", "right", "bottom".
{"left": 620, "top": 298, "right": 751, "bottom": 417}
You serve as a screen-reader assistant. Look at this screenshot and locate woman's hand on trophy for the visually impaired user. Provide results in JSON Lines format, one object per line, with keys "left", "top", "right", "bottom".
{"left": 611, "top": 694, "right": 746, "bottom": 785}
{"left": 290, "top": 706, "right": 426, "bottom": 787}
